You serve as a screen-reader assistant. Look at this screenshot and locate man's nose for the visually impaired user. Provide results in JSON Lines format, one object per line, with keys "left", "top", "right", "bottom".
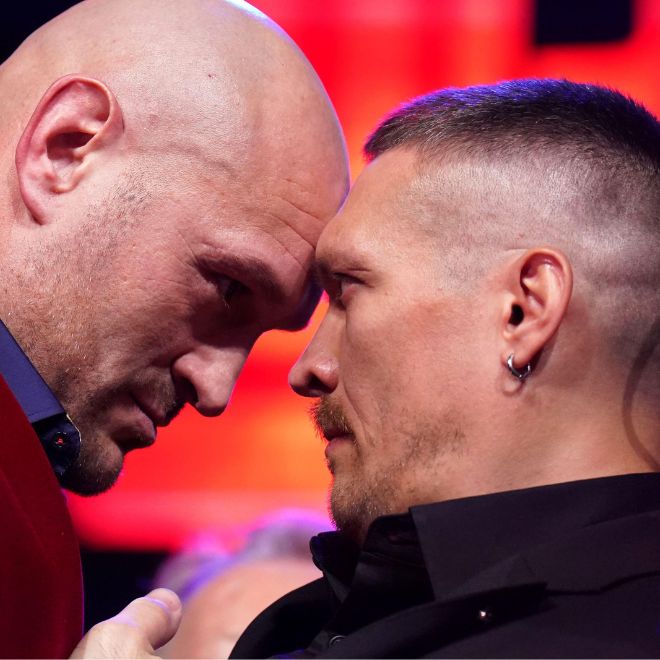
{"left": 172, "top": 345, "right": 249, "bottom": 417}
{"left": 289, "top": 315, "right": 339, "bottom": 398}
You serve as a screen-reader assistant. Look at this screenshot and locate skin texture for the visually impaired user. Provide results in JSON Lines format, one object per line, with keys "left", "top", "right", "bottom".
{"left": 290, "top": 147, "right": 658, "bottom": 544}
{"left": 0, "top": 0, "right": 349, "bottom": 494}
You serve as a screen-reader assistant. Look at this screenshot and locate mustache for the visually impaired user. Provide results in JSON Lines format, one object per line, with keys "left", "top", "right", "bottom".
{"left": 158, "top": 384, "right": 186, "bottom": 425}
{"left": 163, "top": 397, "right": 185, "bottom": 425}
{"left": 134, "top": 373, "right": 186, "bottom": 426}
{"left": 310, "top": 398, "right": 354, "bottom": 440}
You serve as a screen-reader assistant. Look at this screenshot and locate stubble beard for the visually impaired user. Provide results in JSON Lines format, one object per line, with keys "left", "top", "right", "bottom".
{"left": 5, "top": 295, "right": 129, "bottom": 495}
{"left": 313, "top": 398, "right": 467, "bottom": 545}
{"left": 59, "top": 426, "right": 124, "bottom": 495}
{"left": 12, "top": 315, "right": 185, "bottom": 495}
{"left": 1, "top": 174, "right": 186, "bottom": 494}
{"left": 313, "top": 398, "right": 402, "bottom": 544}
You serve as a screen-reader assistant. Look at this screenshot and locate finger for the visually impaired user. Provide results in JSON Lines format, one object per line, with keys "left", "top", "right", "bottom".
{"left": 116, "top": 588, "right": 183, "bottom": 650}
{"left": 70, "top": 588, "right": 182, "bottom": 659}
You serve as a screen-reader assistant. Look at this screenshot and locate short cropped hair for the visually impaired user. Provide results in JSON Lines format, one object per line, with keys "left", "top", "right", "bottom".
{"left": 364, "top": 79, "right": 659, "bottom": 377}
{"left": 365, "top": 79, "right": 659, "bottom": 177}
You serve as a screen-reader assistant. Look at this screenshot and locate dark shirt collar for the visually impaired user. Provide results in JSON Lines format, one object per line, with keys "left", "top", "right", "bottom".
{"left": 0, "top": 319, "right": 80, "bottom": 480}
{"left": 311, "top": 473, "right": 660, "bottom": 609}
{"left": 409, "top": 472, "right": 660, "bottom": 599}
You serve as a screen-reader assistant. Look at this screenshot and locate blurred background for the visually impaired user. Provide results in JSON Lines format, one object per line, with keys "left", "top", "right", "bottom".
{"left": 3, "top": 0, "right": 660, "bottom": 628}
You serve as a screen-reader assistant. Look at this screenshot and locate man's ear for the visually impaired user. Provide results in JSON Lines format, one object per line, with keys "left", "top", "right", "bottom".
{"left": 499, "top": 248, "right": 573, "bottom": 372}
{"left": 15, "top": 74, "right": 124, "bottom": 223}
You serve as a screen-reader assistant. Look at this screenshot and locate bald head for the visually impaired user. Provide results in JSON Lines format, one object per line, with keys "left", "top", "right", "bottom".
{"left": 0, "top": 0, "right": 348, "bottom": 494}
{"left": 0, "top": 0, "right": 347, "bottom": 213}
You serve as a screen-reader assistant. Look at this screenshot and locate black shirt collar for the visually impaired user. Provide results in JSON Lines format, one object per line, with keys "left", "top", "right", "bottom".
{"left": 410, "top": 472, "right": 660, "bottom": 599}
{"left": 0, "top": 319, "right": 80, "bottom": 480}
{"left": 311, "top": 473, "right": 660, "bottom": 608}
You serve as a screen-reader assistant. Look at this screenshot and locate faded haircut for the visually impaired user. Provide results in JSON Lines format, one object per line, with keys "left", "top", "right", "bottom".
{"left": 363, "top": 79, "right": 659, "bottom": 373}
{"left": 365, "top": 79, "right": 659, "bottom": 173}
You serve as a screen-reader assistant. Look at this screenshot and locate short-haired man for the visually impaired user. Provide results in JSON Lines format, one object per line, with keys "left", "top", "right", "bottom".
{"left": 0, "top": 0, "right": 348, "bottom": 656}
{"left": 230, "top": 79, "right": 660, "bottom": 658}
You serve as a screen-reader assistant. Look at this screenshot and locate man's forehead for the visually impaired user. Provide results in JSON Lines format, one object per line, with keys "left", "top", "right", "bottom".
{"left": 350, "top": 148, "right": 420, "bottom": 208}
{"left": 315, "top": 148, "right": 425, "bottom": 257}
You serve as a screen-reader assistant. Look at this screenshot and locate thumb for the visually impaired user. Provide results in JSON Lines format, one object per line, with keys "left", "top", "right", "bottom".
{"left": 115, "top": 588, "right": 182, "bottom": 649}
{"left": 70, "top": 588, "right": 182, "bottom": 659}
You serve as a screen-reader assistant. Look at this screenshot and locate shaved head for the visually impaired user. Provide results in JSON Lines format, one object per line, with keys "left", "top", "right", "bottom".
{"left": 0, "top": 0, "right": 346, "bottom": 220}
{"left": 0, "top": 0, "right": 348, "bottom": 493}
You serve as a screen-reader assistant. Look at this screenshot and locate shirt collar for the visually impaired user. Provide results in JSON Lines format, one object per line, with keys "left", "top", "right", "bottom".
{"left": 311, "top": 473, "right": 660, "bottom": 603}
{"left": 410, "top": 472, "right": 660, "bottom": 599}
{"left": 0, "top": 319, "right": 80, "bottom": 481}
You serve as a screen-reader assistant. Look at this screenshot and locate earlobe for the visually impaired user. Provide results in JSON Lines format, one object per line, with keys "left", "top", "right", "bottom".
{"left": 15, "top": 74, "right": 123, "bottom": 223}
{"left": 500, "top": 248, "right": 573, "bottom": 375}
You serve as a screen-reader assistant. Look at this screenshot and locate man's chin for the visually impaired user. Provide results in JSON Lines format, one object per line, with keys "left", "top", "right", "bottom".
{"left": 329, "top": 481, "right": 374, "bottom": 546}
{"left": 59, "top": 440, "right": 125, "bottom": 495}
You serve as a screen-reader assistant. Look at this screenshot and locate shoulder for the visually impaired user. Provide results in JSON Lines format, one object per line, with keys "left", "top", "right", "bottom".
{"left": 433, "top": 572, "right": 660, "bottom": 658}
{"left": 230, "top": 578, "right": 331, "bottom": 659}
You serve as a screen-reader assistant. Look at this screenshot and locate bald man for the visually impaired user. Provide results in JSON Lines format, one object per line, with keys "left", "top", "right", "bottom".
{"left": 0, "top": 0, "right": 347, "bottom": 656}
{"left": 229, "top": 80, "right": 660, "bottom": 657}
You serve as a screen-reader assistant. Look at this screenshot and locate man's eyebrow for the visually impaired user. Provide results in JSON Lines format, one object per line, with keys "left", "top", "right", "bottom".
{"left": 226, "top": 255, "right": 286, "bottom": 303}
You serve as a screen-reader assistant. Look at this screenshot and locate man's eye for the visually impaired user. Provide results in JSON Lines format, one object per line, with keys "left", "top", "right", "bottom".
{"left": 330, "top": 274, "right": 359, "bottom": 307}
{"left": 216, "top": 277, "right": 244, "bottom": 305}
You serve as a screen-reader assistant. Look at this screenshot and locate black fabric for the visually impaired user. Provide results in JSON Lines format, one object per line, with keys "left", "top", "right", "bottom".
{"left": 230, "top": 473, "right": 660, "bottom": 658}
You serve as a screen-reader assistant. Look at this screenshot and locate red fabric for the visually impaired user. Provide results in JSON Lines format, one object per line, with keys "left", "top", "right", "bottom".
{"left": 0, "top": 375, "right": 83, "bottom": 658}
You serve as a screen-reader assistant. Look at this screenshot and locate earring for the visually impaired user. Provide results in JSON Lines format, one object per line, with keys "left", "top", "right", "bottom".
{"left": 506, "top": 354, "right": 531, "bottom": 381}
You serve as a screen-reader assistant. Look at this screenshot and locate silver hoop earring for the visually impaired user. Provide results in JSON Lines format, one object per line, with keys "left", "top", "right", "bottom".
{"left": 506, "top": 354, "right": 531, "bottom": 381}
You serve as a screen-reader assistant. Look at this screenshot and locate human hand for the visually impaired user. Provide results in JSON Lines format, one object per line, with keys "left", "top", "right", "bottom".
{"left": 70, "top": 588, "right": 182, "bottom": 659}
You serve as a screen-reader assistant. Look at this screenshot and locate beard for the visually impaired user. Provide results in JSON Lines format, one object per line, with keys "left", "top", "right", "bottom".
{"left": 312, "top": 397, "right": 467, "bottom": 545}
{"left": 0, "top": 174, "right": 187, "bottom": 495}
{"left": 312, "top": 398, "right": 399, "bottom": 543}
{"left": 58, "top": 372, "right": 185, "bottom": 495}
{"left": 59, "top": 427, "right": 124, "bottom": 495}
{"left": 5, "top": 265, "right": 185, "bottom": 496}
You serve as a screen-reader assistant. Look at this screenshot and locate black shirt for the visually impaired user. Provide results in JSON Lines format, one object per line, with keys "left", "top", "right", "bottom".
{"left": 246, "top": 473, "right": 660, "bottom": 658}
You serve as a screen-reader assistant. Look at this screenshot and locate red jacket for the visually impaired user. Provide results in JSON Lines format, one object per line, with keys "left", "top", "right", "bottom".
{"left": 0, "top": 375, "right": 83, "bottom": 658}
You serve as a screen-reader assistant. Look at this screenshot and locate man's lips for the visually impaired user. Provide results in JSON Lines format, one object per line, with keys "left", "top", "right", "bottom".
{"left": 125, "top": 395, "right": 165, "bottom": 449}
{"left": 311, "top": 398, "right": 355, "bottom": 450}
{"left": 323, "top": 430, "right": 354, "bottom": 464}
{"left": 133, "top": 395, "right": 169, "bottom": 428}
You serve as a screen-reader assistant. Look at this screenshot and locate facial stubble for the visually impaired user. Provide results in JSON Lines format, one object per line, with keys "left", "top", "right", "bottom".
{"left": 312, "top": 398, "right": 467, "bottom": 544}
{"left": 4, "top": 174, "right": 188, "bottom": 494}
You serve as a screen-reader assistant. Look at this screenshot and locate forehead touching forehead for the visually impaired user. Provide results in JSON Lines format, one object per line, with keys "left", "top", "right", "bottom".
{"left": 204, "top": 159, "right": 339, "bottom": 329}
{"left": 109, "top": 0, "right": 350, "bottom": 325}
{"left": 317, "top": 149, "right": 424, "bottom": 262}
